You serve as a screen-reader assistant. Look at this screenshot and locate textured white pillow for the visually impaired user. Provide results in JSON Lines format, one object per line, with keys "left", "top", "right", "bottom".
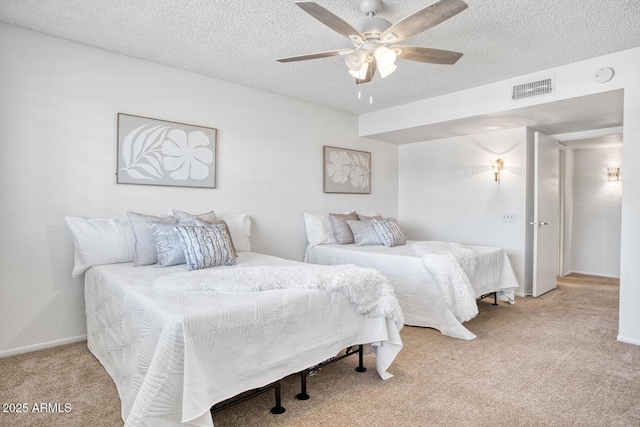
{"left": 175, "top": 224, "right": 236, "bottom": 270}
{"left": 65, "top": 216, "right": 135, "bottom": 277}
{"left": 303, "top": 212, "right": 337, "bottom": 246}
{"left": 218, "top": 214, "right": 251, "bottom": 252}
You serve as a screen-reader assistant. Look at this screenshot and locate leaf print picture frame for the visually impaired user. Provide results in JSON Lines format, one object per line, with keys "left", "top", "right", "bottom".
{"left": 323, "top": 146, "right": 371, "bottom": 194}
{"left": 116, "top": 113, "right": 217, "bottom": 188}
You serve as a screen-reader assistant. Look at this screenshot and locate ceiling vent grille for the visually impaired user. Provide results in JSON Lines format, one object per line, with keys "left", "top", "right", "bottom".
{"left": 512, "top": 77, "right": 554, "bottom": 100}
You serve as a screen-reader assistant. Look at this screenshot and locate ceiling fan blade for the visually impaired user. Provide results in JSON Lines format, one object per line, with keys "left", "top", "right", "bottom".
{"left": 394, "top": 45, "right": 463, "bottom": 64}
{"left": 356, "top": 60, "right": 377, "bottom": 85}
{"left": 380, "top": 0, "right": 468, "bottom": 43}
{"left": 277, "top": 49, "right": 351, "bottom": 63}
{"left": 296, "top": 1, "right": 365, "bottom": 42}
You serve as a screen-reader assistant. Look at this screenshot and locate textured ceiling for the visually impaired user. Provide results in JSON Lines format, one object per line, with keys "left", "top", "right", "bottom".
{"left": 1, "top": 0, "right": 639, "bottom": 115}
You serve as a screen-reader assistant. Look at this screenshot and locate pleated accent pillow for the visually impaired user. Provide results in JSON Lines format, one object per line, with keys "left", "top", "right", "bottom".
{"left": 371, "top": 217, "right": 407, "bottom": 247}
{"left": 193, "top": 218, "right": 238, "bottom": 256}
{"left": 175, "top": 224, "right": 236, "bottom": 270}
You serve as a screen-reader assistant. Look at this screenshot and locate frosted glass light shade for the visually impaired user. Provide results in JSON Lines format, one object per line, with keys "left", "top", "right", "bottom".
{"left": 349, "top": 63, "right": 369, "bottom": 80}
{"left": 345, "top": 49, "right": 367, "bottom": 71}
{"left": 374, "top": 46, "right": 397, "bottom": 68}
{"left": 378, "top": 64, "right": 397, "bottom": 78}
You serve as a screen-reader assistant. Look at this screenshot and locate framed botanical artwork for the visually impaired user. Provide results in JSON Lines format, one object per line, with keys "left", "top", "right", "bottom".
{"left": 323, "top": 146, "right": 371, "bottom": 194}
{"left": 116, "top": 113, "right": 217, "bottom": 188}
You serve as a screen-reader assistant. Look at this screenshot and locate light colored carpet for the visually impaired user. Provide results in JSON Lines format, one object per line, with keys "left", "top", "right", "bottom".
{"left": 1, "top": 274, "right": 639, "bottom": 426}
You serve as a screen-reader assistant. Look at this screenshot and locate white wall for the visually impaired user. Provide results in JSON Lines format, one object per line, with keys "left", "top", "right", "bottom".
{"left": 399, "top": 128, "right": 529, "bottom": 295}
{"left": 0, "top": 24, "right": 399, "bottom": 356}
{"left": 568, "top": 146, "right": 622, "bottom": 277}
{"left": 362, "top": 47, "right": 640, "bottom": 345}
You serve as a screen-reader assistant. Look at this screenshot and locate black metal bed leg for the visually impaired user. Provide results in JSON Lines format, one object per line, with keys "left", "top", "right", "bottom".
{"left": 296, "top": 370, "right": 310, "bottom": 400}
{"left": 270, "top": 381, "right": 286, "bottom": 414}
{"left": 355, "top": 344, "right": 367, "bottom": 373}
{"left": 493, "top": 292, "right": 498, "bottom": 306}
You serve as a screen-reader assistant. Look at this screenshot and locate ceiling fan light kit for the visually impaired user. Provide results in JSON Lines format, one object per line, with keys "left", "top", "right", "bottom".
{"left": 277, "top": 0, "right": 468, "bottom": 85}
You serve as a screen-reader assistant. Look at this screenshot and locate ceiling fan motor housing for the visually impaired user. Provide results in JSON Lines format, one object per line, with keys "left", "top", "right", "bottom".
{"left": 354, "top": 17, "right": 392, "bottom": 39}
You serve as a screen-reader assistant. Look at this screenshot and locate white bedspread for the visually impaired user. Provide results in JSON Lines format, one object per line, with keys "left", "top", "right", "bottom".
{"left": 306, "top": 241, "right": 519, "bottom": 340}
{"left": 85, "top": 252, "right": 403, "bottom": 427}
{"left": 412, "top": 241, "right": 478, "bottom": 323}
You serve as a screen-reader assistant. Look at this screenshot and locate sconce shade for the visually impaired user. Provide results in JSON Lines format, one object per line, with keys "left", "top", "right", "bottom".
{"left": 608, "top": 167, "right": 620, "bottom": 181}
{"left": 491, "top": 158, "right": 504, "bottom": 182}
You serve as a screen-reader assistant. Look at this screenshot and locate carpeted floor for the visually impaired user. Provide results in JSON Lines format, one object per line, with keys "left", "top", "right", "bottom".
{"left": 1, "top": 274, "right": 638, "bottom": 426}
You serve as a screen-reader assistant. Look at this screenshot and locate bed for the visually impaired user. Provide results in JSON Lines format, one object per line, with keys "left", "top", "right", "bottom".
{"left": 67, "top": 213, "right": 403, "bottom": 427}
{"left": 303, "top": 212, "right": 519, "bottom": 341}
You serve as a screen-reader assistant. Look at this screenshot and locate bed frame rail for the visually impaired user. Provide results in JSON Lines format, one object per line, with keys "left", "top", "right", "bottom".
{"left": 210, "top": 380, "right": 285, "bottom": 416}
{"left": 210, "top": 344, "right": 366, "bottom": 419}
{"left": 477, "top": 291, "right": 498, "bottom": 305}
{"left": 296, "top": 344, "right": 366, "bottom": 400}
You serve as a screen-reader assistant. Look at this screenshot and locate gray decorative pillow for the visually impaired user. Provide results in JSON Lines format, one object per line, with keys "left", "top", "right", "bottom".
{"left": 175, "top": 224, "right": 236, "bottom": 270}
{"left": 371, "top": 217, "right": 407, "bottom": 247}
{"left": 329, "top": 212, "right": 358, "bottom": 244}
{"left": 357, "top": 214, "right": 383, "bottom": 220}
{"left": 127, "top": 212, "right": 178, "bottom": 266}
{"left": 193, "top": 218, "right": 238, "bottom": 256}
{"left": 148, "top": 221, "right": 190, "bottom": 267}
{"left": 346, "top": 220, "right": 383, "bottom": 246}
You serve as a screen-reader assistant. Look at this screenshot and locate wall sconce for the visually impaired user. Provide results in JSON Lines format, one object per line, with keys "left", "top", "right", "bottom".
{"left": 608, "top": 167, "right": 620, "bottom": 181}
{"left": 491, "top": 158, "right": 504, "bottom": 182}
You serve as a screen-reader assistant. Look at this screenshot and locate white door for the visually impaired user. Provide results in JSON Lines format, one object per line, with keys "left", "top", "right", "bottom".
{"left": 532, "top": 132, "right": 560, "bottom": 297}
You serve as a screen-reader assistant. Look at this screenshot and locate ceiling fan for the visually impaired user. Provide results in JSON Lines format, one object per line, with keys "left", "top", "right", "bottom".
{"left": 277, "top": 0, "right": 468, "bottom": 84}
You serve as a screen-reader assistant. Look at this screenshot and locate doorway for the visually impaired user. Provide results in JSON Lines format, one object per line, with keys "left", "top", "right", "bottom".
{"left": 556, "top": 129, "right": 623, "bottom": 280}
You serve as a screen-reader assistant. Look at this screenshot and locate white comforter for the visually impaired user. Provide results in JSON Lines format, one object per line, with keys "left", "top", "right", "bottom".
{"left": 306, "top": 241, "right": 519, "bottom": 340}
{"left": 85, "top": 252, "right": 403, "bottom": 427}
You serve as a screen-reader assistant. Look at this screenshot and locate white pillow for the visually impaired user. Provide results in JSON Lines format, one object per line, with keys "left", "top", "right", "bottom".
{"left": 65, "top": 216, "right": 135, "bottom": 277}
{"left": 303, "top": 212, "right": 337, "bottom": 246}
{"left": 218, "top": 214, "right": 251, "bottom": 252}
{"left": 170, "top": 209, "right": 217, "bottom": 224}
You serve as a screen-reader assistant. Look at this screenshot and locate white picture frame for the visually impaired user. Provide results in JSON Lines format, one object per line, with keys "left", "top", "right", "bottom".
{"left": 116, "top": 113, "right": 217, "bottom": 188}
{"left": 323, "top": 146, "right": 371, "bottom": 194}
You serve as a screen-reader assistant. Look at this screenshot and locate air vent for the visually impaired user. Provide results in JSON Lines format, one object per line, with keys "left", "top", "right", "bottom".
{"left": 512, "top": 77, "right": 554, "bottom": 100}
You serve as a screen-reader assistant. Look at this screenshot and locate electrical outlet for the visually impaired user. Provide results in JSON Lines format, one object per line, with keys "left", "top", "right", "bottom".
{"left": 501, "top": 213, "right": 516, "bottom": 222}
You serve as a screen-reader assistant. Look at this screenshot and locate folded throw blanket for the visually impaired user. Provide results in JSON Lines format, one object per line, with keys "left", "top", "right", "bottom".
{"left": 412, "top": 241, "right": 478, "bottom": 323}
{"left": 154, "top": 264, "right": 404, "bottom": 329}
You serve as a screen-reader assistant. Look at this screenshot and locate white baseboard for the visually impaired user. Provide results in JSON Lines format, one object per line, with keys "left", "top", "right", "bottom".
{"left": 617, "top": 335, "right": 640, "bottom": 346}
{"left": 0, "top": 335, "right": 87, "bottom": 359}
{"left": 564, "top": 270, "right": 620, "bottom": 279}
